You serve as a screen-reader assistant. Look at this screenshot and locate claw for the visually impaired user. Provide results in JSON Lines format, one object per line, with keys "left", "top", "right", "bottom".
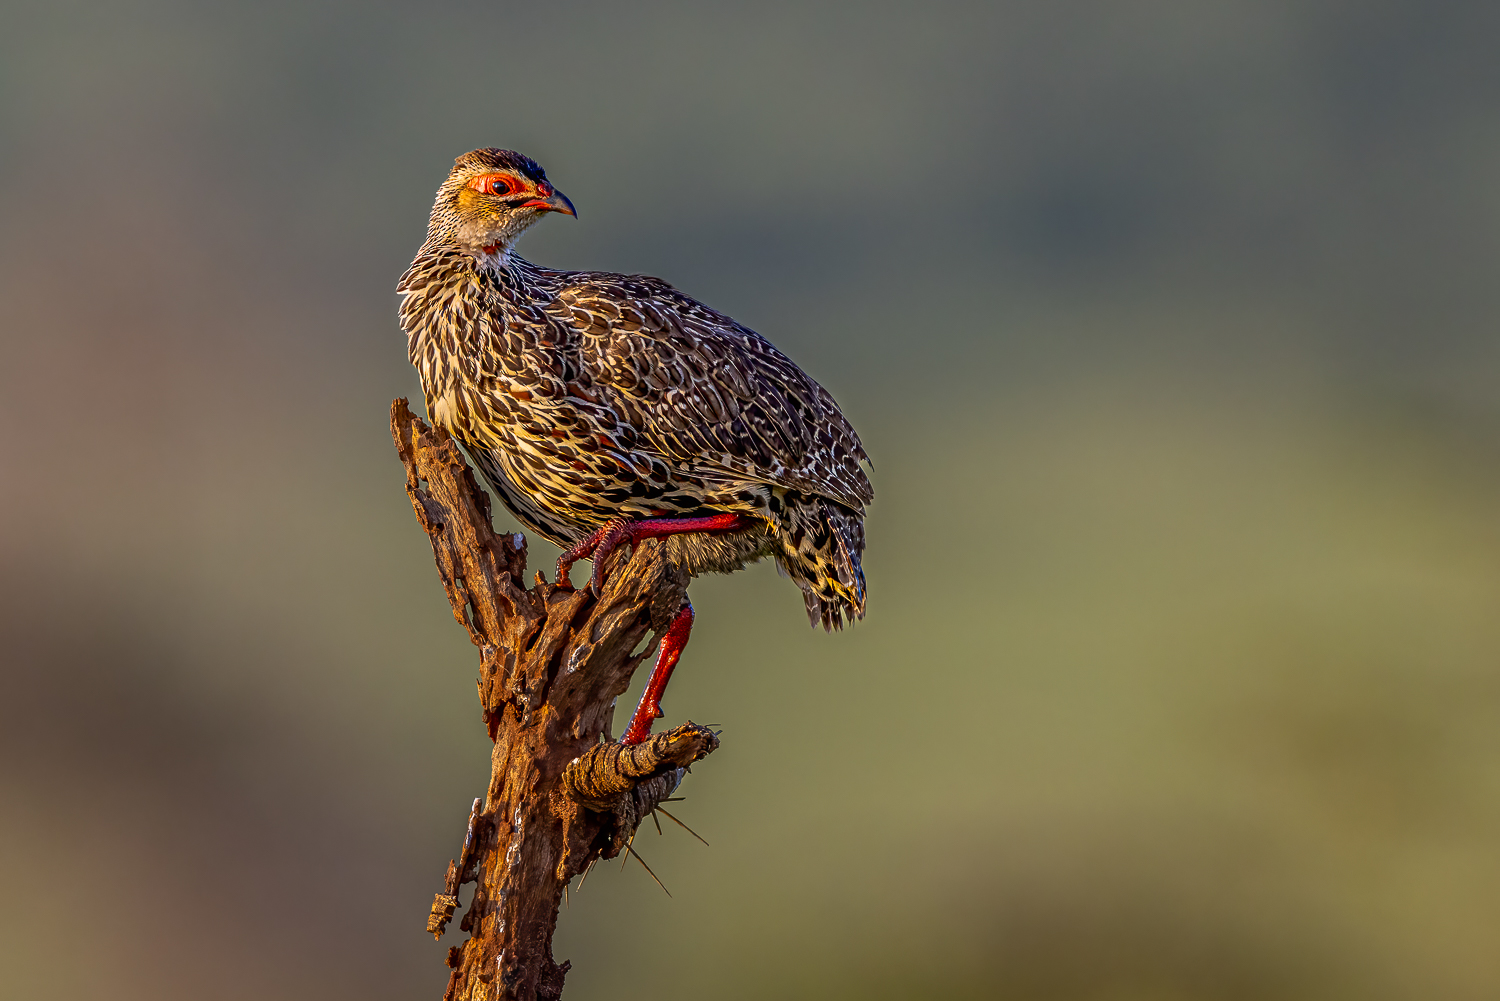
{"left": 555, "top": 516, "right": 629, "bottom": 591}
{"left": 587, "top": 521, "right": 631, "bottom": 595}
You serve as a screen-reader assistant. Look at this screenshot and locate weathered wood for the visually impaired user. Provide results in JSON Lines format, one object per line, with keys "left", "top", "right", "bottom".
{"left": 392, "top": 399, "right": 719, "bottom": 1001}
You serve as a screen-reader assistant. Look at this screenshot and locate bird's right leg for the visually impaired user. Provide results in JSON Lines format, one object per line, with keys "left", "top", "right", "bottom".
{"left": 555, "top": 512, "right": 754, "bottom": 594}
{"left": 620, "top": 599, "right": 694, "bottom": 745}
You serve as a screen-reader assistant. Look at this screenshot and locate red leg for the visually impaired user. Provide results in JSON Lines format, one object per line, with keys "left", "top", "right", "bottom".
{"left": 621, "top": 600, "right": 694, "bottom": 745}
{"left": 556, "top": 512, "right": 754, "bottom": 594}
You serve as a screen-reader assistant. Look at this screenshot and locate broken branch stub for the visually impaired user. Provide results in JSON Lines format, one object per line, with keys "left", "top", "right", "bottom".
{"left": 391, "top": 399, "right": 719, "bottom": 1001}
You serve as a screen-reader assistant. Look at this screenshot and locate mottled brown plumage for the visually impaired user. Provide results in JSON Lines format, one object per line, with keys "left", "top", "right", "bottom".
{"left": 397, "top": 148, "right": 871, "bottom": 634}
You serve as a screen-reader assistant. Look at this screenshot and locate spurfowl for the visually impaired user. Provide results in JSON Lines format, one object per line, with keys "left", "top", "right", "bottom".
{"left": 398, "top": 149, "right": 872, "bottom": 745}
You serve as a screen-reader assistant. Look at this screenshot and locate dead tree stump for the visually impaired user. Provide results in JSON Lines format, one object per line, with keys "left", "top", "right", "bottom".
{"left": 392, "top": 399, "right": 719, "bottom": 1001}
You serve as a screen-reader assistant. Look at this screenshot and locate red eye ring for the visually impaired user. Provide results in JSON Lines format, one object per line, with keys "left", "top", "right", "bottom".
{"left": 467, "top": 173, "right": 518, "bottom": 197}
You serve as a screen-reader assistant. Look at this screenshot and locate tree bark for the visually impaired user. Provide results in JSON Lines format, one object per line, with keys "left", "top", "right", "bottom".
{"left": 392, "top": 399, "right": 719, "bottom": 1001}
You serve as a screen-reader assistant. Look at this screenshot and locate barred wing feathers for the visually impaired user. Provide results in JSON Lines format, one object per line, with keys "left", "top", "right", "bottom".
{"left": 554, "top": 274, "right": 873, "bottom": 513}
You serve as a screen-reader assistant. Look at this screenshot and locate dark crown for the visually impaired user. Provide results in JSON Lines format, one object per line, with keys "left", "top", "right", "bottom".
{"left": 453, "top": 148, "right": 547, "bottom": 183}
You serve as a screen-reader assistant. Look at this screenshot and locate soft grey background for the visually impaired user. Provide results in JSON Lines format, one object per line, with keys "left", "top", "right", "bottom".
{"left": 3, "top": 1, "right": 1500, "bottom": 998}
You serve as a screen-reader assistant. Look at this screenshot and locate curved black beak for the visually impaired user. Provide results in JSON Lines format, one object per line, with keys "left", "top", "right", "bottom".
{"left": 528, "top": 190, "right": 576, "bottom": 218}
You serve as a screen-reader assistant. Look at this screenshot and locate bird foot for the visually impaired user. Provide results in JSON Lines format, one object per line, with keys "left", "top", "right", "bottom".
{"left": 555, "top": 517, "right": 632, "bottom": 595}
{"left": 555, "top": 512, "right": 754, "bottom": 596}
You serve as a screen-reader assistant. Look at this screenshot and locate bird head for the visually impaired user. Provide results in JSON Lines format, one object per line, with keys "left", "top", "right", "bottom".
{"left": 429, "top": 148, "right": 575, "bottom": 257}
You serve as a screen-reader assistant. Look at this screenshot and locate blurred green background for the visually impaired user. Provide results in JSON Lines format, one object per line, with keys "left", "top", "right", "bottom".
{"left": 3, "top": 1, "right": 1500, "bottom": 998}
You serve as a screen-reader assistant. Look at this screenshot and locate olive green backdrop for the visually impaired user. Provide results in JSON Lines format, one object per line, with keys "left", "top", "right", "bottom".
{"left": 3, "top": 1, "right": 1500, "bottom": 998}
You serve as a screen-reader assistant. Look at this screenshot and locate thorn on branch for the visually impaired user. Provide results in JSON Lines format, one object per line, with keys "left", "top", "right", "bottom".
{"left": 655, "top": 806, "right": 710, "bottom": 846}
{"left": 626, "top": 842, "right": 671, "bottom": 897}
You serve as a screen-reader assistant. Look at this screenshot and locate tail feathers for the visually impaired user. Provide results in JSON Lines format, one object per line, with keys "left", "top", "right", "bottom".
{"left": 775, "top": 496, "right": 867, "bottom": 632}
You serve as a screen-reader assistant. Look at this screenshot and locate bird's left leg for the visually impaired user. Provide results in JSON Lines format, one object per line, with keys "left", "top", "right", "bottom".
{"left": 555, "top": 512, "right": 755, "bottom": 594}
{"left": 621, "top": 599, "right": 694, "bottom": 745}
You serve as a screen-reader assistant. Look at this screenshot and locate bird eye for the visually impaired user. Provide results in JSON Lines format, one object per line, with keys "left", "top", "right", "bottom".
{"left": 490, "top": 179, "right": 513, "bottom": 196}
